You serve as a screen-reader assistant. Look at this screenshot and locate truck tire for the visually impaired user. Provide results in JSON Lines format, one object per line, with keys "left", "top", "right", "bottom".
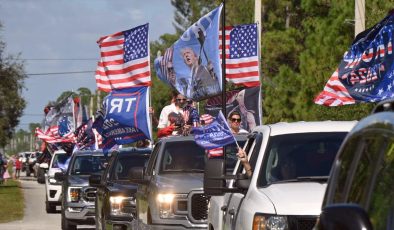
{"left": 37, "top": 168, "right": 45, "bottom": 184}
{"left": 61, "top": 209, "right": 77, "bottom": 230}
{"left": 45, "top": 197, "right": 56, "bottom": 213}
{"left": 26, "top": 166, "right": 31, "bottom": 177}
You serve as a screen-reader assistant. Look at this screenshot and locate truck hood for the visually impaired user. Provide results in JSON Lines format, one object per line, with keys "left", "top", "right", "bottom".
{"left": 260, "top": 182, "right": 327, "bottom": 215}
{"left": 155, "top": 173, "right": 203, "bottom": 193}
{"left": 108, "top": 181, "right": 138, "bottom": 196}
{"left": 48, "top": 168, "right": 62, "bottom": 177}
{"left": 68, "top": 175, "right": 90, "bottom": 186}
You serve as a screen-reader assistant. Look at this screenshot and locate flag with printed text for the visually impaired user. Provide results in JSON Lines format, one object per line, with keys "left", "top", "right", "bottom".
{"left": 315, "top": 12, "right": 394, "bottom": 106}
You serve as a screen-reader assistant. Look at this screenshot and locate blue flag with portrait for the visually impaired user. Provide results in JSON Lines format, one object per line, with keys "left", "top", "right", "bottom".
{"left": 93, "top": 87, "right": 151, "bottom": 154}
{"left": 192, "top": 111, "right": 235, "bottom": 150}
{"left": 155, "top": 4, "right": 223, "bottom": 101}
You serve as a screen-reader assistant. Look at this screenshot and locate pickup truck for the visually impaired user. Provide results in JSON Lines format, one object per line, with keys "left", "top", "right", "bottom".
{"left": 130, "top": 135, "right": 246, "bottom": 230}
{"left": 204, "top": 121, "right": 356, "bottom": 230}
{"left": 55, "top": 149, "right": 110, "bottom": 230}
{"left": 90, "top": 147, "right": 151, "bottom": 230}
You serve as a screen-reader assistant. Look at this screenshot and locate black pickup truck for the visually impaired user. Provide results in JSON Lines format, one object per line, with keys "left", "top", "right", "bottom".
{"left": 90, "top": 147, "right": 151, "bottom": 230}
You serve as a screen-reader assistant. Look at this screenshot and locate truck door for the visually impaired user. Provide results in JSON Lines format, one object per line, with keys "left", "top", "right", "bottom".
{"left": 136, "top": 142, "right": 160, "bottom": 225}
{"left": 223, "top": 133, "right": 262, "bottom": 230}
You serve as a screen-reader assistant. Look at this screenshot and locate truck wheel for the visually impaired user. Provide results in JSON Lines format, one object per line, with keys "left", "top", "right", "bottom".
{"left": 45, "top": 197, "right": 56, "bottom": 213}
{"left": 26, "top": 167, "right": 31, "bottom": 177}
{"left": 61, "top": 209, "right": 77, "bottom": 230}
{"left": 37, "top": 168, "right": 45, "bottom": 184}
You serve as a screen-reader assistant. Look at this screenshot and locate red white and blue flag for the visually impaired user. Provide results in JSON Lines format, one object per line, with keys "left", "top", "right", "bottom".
{"left": 220, "top": 24, "right": 260, "bottom": 87}
{"left": 95, "top": 24, "right": 151, "bottom": 92}
{"left": 315, "top": 12, "right": 394, "bottom": 106}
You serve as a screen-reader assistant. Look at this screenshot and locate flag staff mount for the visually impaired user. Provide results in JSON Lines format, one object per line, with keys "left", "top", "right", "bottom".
{"left": 221, "top": 0, "right": 226, "bottom": 116}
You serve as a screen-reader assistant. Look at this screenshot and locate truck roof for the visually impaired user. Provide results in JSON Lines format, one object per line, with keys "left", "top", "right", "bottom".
{"left": 252, "top": 121, "right": 358, "bottom": 136}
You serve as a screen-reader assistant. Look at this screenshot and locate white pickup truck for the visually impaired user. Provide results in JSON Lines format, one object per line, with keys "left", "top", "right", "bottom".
{"left": 204, "top": 121, "right": 356, "bottom": 230}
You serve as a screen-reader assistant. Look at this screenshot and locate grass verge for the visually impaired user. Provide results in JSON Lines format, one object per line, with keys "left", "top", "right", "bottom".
{"left": 0, "top": 180, "right": 24, "bottom": 223}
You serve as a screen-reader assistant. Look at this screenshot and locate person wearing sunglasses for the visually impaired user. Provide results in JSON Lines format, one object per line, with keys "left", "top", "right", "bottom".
{"left": 228, "top": 111, "right": 248, "bottom": 134}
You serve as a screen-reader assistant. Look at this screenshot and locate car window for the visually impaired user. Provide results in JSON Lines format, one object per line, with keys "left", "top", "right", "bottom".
{"left": 258, "top": 132, "right": 347, "bottom": 186}
{"left": 368, "top": 139, "right": 394, "bottom": 230}
{"left": 51, "top": 154, "right": 69, "bottom": 169}
{"left": 160, "top": 141, "right": 206, "bottom": 173}
{"left": 224, "top": 140, "right": 247, "bottom": 173}
{"left": 111, "top": 155, "right": 149, "bottom": 180}
{"left": 71, "top": 155, "right": 107, "bottom": 175}
{"left": 146, "top": 143, "right": 161, "bottom": 176}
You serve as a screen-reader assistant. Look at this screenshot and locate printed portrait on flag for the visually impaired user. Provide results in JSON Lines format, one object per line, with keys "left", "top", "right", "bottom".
{"left": 97, "top": 87, "right": 151, "bottom": 150}
{"left": 162, "top": 5, "right": 222, "bottom": 101}
{"left": 315, "top": 12, "right": 394, "bottom": 106}
{"left": 205, "top": 87, "right": 261, "bottom": 132}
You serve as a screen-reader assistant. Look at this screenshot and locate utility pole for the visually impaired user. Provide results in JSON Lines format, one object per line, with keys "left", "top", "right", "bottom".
{"left": 355, "top": 0, "right": 365, "bottom": 37}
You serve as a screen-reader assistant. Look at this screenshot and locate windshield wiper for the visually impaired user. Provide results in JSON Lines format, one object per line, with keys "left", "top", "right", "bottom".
{"left": 166, "top": 169, "right": 204, "bottom": 173}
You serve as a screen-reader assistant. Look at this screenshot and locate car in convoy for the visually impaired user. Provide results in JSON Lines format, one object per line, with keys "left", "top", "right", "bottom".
{"left": 44, "top": 150, "right": 68, "bottom": 213}
{"left": 204, "top": 121, "right": 356, "bottom": 230}
{"left": 90, "top": 147, "right": 151, "bottom": 230}
{"left": 314, "top": 100, "right": 394, "bottom": 230}
{"left": 130, "top": 135, "right": 247, "bottom": 230}
{"left": 55, "top": 149, "right": 109, "bottom": 230}
{"left": 19, "top": 151, "right": 36, "bottom": 176}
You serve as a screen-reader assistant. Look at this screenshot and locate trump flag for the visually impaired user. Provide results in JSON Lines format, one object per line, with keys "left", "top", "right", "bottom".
{"left": 315, "top": 12, "right": 394, "bottom": 106}
{"left": 192, "top": 111, "right": 235, "bottom": 150}
{"left": 155, "top": 5, "right": 223, "bottom": 101}
{"left": 93, "top": 87, "right": 151, "bottom": 152}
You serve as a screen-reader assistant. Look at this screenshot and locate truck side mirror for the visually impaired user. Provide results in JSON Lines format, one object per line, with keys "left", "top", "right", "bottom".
{"left": 39, "top": 163, "right": 49, "bottom": 169}
{"left": 236, "top": 176, "right": 251, "bottom": 190}
{"left": 317, "top": 204, "right": 372, "bottom": 230}
{"left": 54, "top": 172, "right": 65, "bottom": 182}
{"left": 89, "top": 174, "right": 102, "bottom": 187}
{"left": 129, "top": 167, "right": 148, "bottom": 184}
{"left": 204, "top": 158, "right": 226, "bottom": 196}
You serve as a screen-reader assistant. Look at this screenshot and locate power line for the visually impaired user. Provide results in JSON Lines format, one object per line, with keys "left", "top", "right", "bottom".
{"left": 17, "top": 58, "right": 97, "bottom": 61}
{"left": 27, "top": 70, "right": 95, "bottom": 76}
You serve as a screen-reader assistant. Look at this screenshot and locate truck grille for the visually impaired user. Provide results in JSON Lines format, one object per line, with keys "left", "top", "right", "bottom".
{"left": 190, "top": 193, "right": 209, "bottom": 221}
{"left": 121, "top": 198, "right": 136, "bottom": 215}
{"left": 82, "top": 187, "right": 97, "bottom": 202}
{"left": 288, "top": 216, "right": 318, "bottom": 230}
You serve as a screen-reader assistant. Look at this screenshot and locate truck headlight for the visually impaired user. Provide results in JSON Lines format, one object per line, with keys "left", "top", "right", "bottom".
{"left": 67, "top": 187, "right": 81, "bottom": 202}
{"left": 109, "top": 196, "right": 135, "bottom": 216}
{"left": 48, "top": 177, "right": 61, "bottom": 185}
{"left": 157, "top": 193, "right": 175, "bottom": 218}
{"left": 253, "top": 214, "right": 288, "bottom": 230}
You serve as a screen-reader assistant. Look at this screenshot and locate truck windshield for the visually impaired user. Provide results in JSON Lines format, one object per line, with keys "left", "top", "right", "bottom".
{"left": 71, "top": 155, "right": 107, "bottom": 175}
{"left": 112, "top": 155, "right": 149, "bottom": 180}
{"left": 52, "top": 153, "right": 69, "bottom": 169}
{"left": 161, "top": 141, "right": 206, "bottom": 173}
{"left": 259, "top": 132, "right": 347, "bottom": 186}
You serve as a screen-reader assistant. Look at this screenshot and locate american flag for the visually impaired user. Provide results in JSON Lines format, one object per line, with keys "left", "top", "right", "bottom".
{"left": 159, "top": 47, "right": 174, "bottom": 85}
{"left": 95, "top": 24, "right": 151, "bottom": 92}
{"left": 220, "top": 24, "right": 260, "bottom": 87}
{"left": 314, "top": 69, "right": 356, "bottom": 106}
{"left": 35, "top": 127, "right": 75, "bottom": 143}
{"left": 207, "top": 147, "right": 224, "bottom": 158}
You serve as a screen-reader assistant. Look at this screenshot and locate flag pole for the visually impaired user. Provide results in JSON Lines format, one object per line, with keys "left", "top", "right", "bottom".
{"left": 221, "top": 0, "right": 227, "bottom": 160}
{"left": 221, "top": 0, "right": 226, "bottom": 116}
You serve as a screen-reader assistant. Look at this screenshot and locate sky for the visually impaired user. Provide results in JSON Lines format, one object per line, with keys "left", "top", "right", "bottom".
{"left": 0, "top": 0, "right": 175, "bottom": 130}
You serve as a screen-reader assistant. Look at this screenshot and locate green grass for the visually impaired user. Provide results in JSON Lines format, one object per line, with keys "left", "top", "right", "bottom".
{"left": 0, "top": 180, "right": 24, "bottom": 223}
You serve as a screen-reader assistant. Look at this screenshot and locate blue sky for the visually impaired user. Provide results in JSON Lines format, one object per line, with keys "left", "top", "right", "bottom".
{"left": 0, "top": 0, "right": 175, "bottom": 130}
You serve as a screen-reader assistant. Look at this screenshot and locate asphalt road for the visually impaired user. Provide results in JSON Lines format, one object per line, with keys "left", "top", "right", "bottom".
{"left": 0, "top": 177, "right": 95, "bottom": 230}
